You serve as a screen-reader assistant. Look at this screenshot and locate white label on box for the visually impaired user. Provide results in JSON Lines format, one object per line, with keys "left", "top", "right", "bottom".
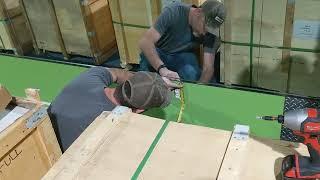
{"left": 0, "top": 107, "right": 29, "bottom": 133}
{"left": 293, "top": 20, "right": 320, "bottom": 40}
{"left": 161, "top": 0, "right": 182, "bottom": 9}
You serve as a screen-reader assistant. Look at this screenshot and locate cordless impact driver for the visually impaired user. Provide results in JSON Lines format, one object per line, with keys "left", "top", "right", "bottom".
{"left": 257, "top": 108, "right": 320, "bottom": 179}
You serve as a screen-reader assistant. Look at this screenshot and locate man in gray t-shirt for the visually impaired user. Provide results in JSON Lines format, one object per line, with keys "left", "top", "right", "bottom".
{"left": 139, "top": 0, "right": 226, "bottom": 83}
{"left": 48, "top": 67, "right": 178, "bottom": 152}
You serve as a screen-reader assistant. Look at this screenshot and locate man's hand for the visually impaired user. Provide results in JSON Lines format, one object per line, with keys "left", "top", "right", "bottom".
{"left": 159, "top": 67, "right": 180, "bottom": 81}
{"left": 161, "top": 76, "right": 183, "bottom": 90}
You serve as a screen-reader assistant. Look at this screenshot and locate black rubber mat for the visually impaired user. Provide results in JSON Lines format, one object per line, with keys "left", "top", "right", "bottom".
{"left": 281, "top": 96, "right": 320, "bottom": 142}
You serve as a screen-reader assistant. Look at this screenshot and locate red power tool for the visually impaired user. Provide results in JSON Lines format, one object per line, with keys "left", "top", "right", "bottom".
{"left": 257, "top": 108, "right": 320, "bottom": 180}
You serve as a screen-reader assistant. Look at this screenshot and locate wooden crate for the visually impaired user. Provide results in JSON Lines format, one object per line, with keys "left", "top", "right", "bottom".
{"left": 221, "top": 0, "right": 320, "bottom": 97}
{"left": 20, "top": 0, "right": 117, "bottom": 64}
{"left": 0, "top": 0, "right": 32, "bottom": 55}
{"left": 42, "top": 107, "right": 308, "bottom": 180}
{"left": 0, "top": 86, "right": 62, "bottom": 180}
{"left": 42, "top": 108, "right": 231, "bottom": 179}
{"left": 109, "top": 0, "right": 203, "bottom": 67}
{"left": 217, "top": 131, "right": 308, "bottom": 180}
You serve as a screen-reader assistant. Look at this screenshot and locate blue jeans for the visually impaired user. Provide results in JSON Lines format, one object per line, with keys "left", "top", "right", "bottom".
{"left": 140, "top": 49, "right": 201, "bottom": 81}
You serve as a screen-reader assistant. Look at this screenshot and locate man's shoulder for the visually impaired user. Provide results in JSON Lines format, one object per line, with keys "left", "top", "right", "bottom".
{"left": 163, "top": 2, "right": 190, "bottom": 13}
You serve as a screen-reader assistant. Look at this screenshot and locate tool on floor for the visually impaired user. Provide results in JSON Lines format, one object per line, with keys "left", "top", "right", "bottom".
{"left": 257, "top": 108, "right": 320, "bottom": 180}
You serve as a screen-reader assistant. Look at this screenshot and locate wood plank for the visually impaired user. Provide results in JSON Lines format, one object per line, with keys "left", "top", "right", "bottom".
{"left": 221, "top": 0, "right": 232, "bottom": 85}
{"left": 0, "top": 14, "right": 33, "bottom": 54}
{"left": 36, "top": 117, "right": 62, "bottom": 166}
{"left": 124, "top": 26, "right": 147, "bottom": 64}
{"left": 139, "top": 122, "right": 231, "bottom": 179}
{"left": 281, "top": 0, "right": 295, "bottom": 81}
{"left": 217, "top": 135, "right": 308, "bottom": 180}
{"left": 53, "top": 0, "right": 90, "bottom": 57}
{"left": 42, "top": 111, "right": 166, "bottom": 180}
{"left": 0, "top": 104, "right": 43, "bottom": 158}
{"left": 43, "top": 110, "right": 233, "bottom": 180}
{"left": 0, "top": 130, "right": 51, "bottom": 180}
{"left": 120, "top": 0, "right": 154, "bottom": 26}
{"left": 87, "top": 0, "right": 117, "bottom": 64}
{"left": 0, "top": 0, "right": 21, "bottom": 19}
{"left": 113, "top": 23, "right": 128, "bottom": 65}
{"left": 0, "top": 91, "right": 61, "bottom": 180}
{"left": 291, "top": 0, "right": 320, "bottom": 50}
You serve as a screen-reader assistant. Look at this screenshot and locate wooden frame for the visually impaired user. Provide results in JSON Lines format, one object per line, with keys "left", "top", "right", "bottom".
{"left": 0, "top": 88, "right": 61, "bottom": 180}
{"left": 42, "top": 110, "right": 231, "bottom": 179}
{"left": 42, "top": 109, "right": 308, "bottom": 180}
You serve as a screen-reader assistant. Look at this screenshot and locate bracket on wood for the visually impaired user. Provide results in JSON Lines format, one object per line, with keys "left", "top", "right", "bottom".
{"left": 232, "top": 124, "right": 250, "bottom": 140}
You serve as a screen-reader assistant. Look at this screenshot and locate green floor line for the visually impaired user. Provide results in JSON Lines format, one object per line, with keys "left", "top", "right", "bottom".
{"left": 131, "top": 120, "right": 170, "bottom": 180}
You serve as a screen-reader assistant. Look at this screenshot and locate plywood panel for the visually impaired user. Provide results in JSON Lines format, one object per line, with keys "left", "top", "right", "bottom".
{"left": 0, "top": 0, "right": 21, "bottom": 19}
{"left": 0, "top": 14, "right": 33, "bottom": 54}
{"left": 120, "top": 0, "right": 153, "bottom": 26}
{"left": 43, "top": 111, "right": 232, "bottom": 180}
{"left": 217, "top": 136, "right": 308, "bottom": 180}
{"left": 23, "top": 0, "right": 60, "bottom": 52}
{"left": 222, "top": 0, "right": 261, "bottom": 44}
{"left": 0, "top": 131, "right": 49, "bottom": 180}
{"left": 53, "top": 0, "right": 91, "bottom": 56}
{"left": 89, "top": 0, "right": 116, "bottom": 54}
{"left": 0, "top": 20, "right": 14, "bottom": 49}
{"left": 259, "top": 0, "right": 286, "bottom": 47}
{"left": 113, "top": 23, "right": 127, "bottom": 64}
{"left": 124, "top": 26, "right": 147, "bottom": 64}
{"left": 291, "top": 0, "right": 320, "bottom": 50}
{"left": 287, "top": 51, "right": 320, "bottom": 97}
{"left": 255, "top": 48, "right": 287, "bottom": 92}
{"left": 139, "top": 122, "right": 230, "bottom": 179}
{"left": 229, "top": 46, "right": 260, "bottom": 86}
{"left": 108, "top": 0, "right": 120, "bottom": 22}
{"left": 42, "top": 111, "right": 165, "bottom": 180}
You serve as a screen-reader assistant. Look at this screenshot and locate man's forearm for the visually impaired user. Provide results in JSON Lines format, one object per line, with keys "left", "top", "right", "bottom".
{"left": 139, "top": 38, "right": 163, "bottom": 70}
{"left": 199, "top": 68, "right": 214, "bottom": 83}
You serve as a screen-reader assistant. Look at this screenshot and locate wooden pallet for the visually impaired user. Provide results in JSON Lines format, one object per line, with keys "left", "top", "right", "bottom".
{"left": 42, "top": 108, "right": 308, "bottom": 180}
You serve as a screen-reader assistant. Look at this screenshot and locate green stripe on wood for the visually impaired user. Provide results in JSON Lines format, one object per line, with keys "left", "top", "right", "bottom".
{"left": 131, "top": 120, "right": 170, "bottom": 180}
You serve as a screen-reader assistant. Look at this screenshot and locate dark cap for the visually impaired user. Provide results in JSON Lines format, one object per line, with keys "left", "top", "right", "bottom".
{"left": 201, "top": 0, "right": 226, "bottom": 36}
{"left": 116, "top": 72, "right": 172, "bottom": 109}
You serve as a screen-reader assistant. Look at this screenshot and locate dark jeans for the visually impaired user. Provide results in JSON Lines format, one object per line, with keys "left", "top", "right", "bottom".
{"left": 140, "top": 49, "right": 221, "bottom": 83}
{"left": 140, "top": 49, "right": 201, "bottom": 81}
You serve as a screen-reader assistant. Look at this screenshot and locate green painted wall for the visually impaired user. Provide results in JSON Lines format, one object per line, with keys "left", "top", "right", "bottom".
{"left": 0, "top": 55, "right": 285, "bottom": 139}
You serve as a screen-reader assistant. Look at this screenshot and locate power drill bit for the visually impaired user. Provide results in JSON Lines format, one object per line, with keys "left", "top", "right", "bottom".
{"left": 256, "top": 115, "right": 284, "bottom": 123}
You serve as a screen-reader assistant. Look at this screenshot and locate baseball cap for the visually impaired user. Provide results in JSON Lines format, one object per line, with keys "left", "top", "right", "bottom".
{"left": 201, "top": 0, "right": 226, "bottom": 36}
{"left": 116, "top": 72, "right": 173, "bottom": 109}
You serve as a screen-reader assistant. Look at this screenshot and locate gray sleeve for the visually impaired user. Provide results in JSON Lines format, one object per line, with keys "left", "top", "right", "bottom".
{"left": 153, "top": 5, "right": 178, "bottom": 35}
{"left": 203, "top": 33, "right": 221, "bottom": 54}
{"left": 85, "top": 67, "right": 113, "bottom": 86}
